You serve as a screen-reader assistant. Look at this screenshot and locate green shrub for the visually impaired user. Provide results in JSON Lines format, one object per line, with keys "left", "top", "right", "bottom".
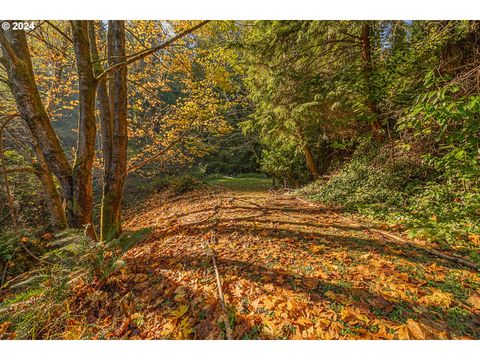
{"left": 298, "top": 138, "right": 480, "bottom": 251}
{"left": 169, "top": 175, "right": 204, "bottom": 195}
{"left": 0, "top": 228, "right": 150, "bottom": 339}
{"left": 260, "top": 141, "right": 310, "bottom": 187}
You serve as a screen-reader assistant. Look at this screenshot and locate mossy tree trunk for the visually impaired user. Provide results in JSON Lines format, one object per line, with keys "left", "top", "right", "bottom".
{"left": 70, "top": 21, "right": 98, "bottom": 239}
{"left": 100, "top": 20, "right": 128, "bottom": 242}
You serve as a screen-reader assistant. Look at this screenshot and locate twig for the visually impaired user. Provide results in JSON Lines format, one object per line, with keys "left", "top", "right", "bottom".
{"left": 1, "top": 242, "right": 18, "bottom": 288}
{"left": 0, "top": 269, "right": 35, "bottom": 290}
{"left": 205, "top": 242, "right": 233, "bottom": 340}
{"left": 191, "top": 206, "right": 221, "bottom": 227}
{"left": 1, "top": 261, "right": 9, "bottom": 287}
{"left": 19, "top": 242, "right": 53, "bottom": 265}
{"left": 295, "top": 197, "right": 316, "bottom": 207}
{"left": 200, "top": 198, "right": 233, "bottom": 340}
{"left": 208, "top": 184, "right": 267, "bottom": 213}
{"left": 0, "top": 127, "right": 19, "bottom": 233}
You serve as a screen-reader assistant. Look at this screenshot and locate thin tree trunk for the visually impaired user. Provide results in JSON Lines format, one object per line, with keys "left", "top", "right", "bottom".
{"left": 293, "top": 120, "right": 319, "bottom": 179}
{"left": 88, "top": 21, "right": 113, "bottom": 169}
{"left": 360, "top": 23, "right": 382, "bottom": 140}
{"left": 100, "top": 21, "right": 128, "bottom": 242}
{"left": 1, "top": 117, "right": 66, "bottom": 230}
{"left": 70, "top": 21, "right": 98, "bottom": 239}
{"left": 303, "top": 144, "right": 320, "bottom": 180}
{"left": 0, "top": 131, "right": 19, "bottom": 233}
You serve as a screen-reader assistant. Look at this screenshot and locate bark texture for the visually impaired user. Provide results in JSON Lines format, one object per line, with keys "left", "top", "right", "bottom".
{"left": 100, "top": 21, "right": 128, "bottom": 241}
{"left": 70, "top": 21, "right": 98, "bottom": 238}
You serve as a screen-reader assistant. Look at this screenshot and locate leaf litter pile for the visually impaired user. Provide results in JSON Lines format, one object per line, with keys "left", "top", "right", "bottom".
{"left": 63, "top": 184, "right": 479, "bottom": 339}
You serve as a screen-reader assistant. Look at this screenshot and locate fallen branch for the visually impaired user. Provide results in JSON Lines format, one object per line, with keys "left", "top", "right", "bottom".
{"left": 295, "top": 196, "right": 316, "bottom": 206}
{"left": 208, "top": 245, "right": 233, "bottom": 340}
{"left": 374, "top": 229, "right": 479, "bottom": 271}
{"left": 294, "top": 196, "right": 479, "bottom": 271}
{"left": 201, "top": 200, "right": 233, "bottom": 340}
{"left": 337, "top": 214, "right": 479, "bottom": 271}
{"left": 191, "top": 204, "right": 221, "bottom": 227}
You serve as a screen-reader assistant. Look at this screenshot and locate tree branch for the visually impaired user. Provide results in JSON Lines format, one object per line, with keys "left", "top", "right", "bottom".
{"left": 1, "top": 166, "right": 39, "bottom": 175}
{"left": 45, "top": 20, "right": 73, "bottom": 44}
{"left": 96, "top": 20, "right": 210, "bottom": 82}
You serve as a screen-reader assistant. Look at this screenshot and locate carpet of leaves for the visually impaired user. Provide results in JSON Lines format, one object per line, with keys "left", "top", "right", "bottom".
{"left": 67, "top": 186, "right": 480, "bottom": 339}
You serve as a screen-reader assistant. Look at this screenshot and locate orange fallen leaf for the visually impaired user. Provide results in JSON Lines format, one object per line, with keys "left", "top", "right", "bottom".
{"left": 420, "top": 289, "right": 453, "bottom": 308}
{"left": 406, "top": 319, "right": 425, "bottom": 340}
{"left": 466, "top": 292, "right": 480, "bottom": 310}
{"left": 468, "top": 234, "right": 480, "bottom": 245}
{"left": 302, "top": 278, "right": 319, "bottom": 289}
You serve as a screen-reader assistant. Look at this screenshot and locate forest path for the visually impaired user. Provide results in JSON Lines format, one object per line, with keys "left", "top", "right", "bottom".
{"left": 96, "top": 182, "right": 480, "bottom": 339}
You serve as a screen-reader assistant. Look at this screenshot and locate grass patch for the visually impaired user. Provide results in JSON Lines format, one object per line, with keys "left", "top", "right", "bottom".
{"left": 205, "top": 173, "right": 272, "bottom": 191}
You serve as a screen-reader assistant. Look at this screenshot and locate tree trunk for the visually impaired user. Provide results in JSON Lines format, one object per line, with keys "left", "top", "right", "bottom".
{"left": 293, "top": 120, "right": 319, "bottom": 180}
{"left": 88, "top": 21, "right": 113, "bottom": 169}
{"left": 0, "top": 130, "right": 19, "bottom": 233}
{"left": 360, "top": 23, "right": 382, "bottom": 140}
{"left": 31, "top": 139, "right": 68, "bottom": 230}
{"left": 70, "top": 21, "right": 98, "bottom": 239}
{"left": 100, "top": 21, "right": 128, "bottom": 242}
{"left": 303, "top": 143, "right": 320, "bottom": 180}
{"left": 0, "top": 26, "right": 78, "bottom": 224}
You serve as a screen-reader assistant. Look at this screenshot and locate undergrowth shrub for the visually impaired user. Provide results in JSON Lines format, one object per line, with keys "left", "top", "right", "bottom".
{"left": 169, "top": 175, "right": 204, "bottom": 195}
{"left": 260, "top": 141, "right": 310, "bottom": 187}
{"left": 0, "top": 228, "right": 150, "bottom": 339}
{"left": 0, "top": 230, "right": 47, "bottom": 280}
{"left": 123, "top": 174, "right": 205, "bottom": 207}
{"left": 298, "top": 137, "right": 480, "bottom": 253}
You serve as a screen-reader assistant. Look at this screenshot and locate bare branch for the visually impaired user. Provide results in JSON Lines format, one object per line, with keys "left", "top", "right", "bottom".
{"left": 45, "top": 20, "right": 73, "bottom": 43}
{"left": 1, "top": 166, "right": 39, "bottom": 175}
{"left": 96, "top": 20, "right": 210, "bottom": 82}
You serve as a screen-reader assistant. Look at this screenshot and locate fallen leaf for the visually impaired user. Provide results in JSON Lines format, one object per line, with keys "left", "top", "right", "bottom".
{"left": 170, "top": 305, "right": 189, "bottom": 319}
{"left": 420, "top": 289, "right": 453, "bottom": 308}
{"left": 406, "top": 319, "right": 425, "bottom": 340}
{"left": 466, "top": 292, "right": 480, "bottom": 310}
{"left": 302, "top": 278, "right": 319, "bottom": 289}
{"left": 132, "top": 273, "right": 148, "bottom": 283}
{"left": 468, "top": 234, "right": 480, "bottom": 245}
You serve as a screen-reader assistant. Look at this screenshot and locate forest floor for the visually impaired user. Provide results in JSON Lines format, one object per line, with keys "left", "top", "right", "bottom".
{"left": 71, "top": 178, "right": 480, "bottom": 339}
